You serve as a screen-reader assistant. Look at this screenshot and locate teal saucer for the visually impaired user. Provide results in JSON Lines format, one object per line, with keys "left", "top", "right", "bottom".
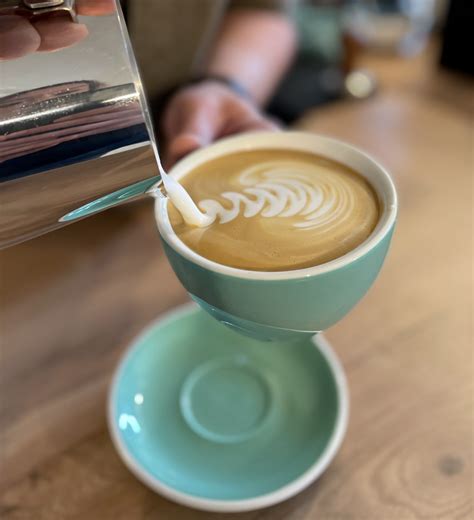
{"left": 108, "top": 304, "right": 349, "bottom": 512}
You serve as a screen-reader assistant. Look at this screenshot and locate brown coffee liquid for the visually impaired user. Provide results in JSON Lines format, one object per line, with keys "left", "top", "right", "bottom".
{"left": 168, "top": 150, "right": 380, "bottom": 271}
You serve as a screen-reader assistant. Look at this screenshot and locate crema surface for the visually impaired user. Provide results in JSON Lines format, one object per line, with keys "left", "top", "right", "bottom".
{"left": 168, "top": 150, "right": 380, "bottom": 271}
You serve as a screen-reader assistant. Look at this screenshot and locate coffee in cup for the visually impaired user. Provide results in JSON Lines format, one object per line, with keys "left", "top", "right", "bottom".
{"left": 168, "top": 149, "right": 380, "bottom": 271}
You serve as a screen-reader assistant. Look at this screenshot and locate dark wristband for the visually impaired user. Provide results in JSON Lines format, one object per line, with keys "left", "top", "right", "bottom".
{"left": 186, "top": 75, "right": 252, "bottom": 102}
{"left": 153, "top": 75, "right": 253, "bottom": 116}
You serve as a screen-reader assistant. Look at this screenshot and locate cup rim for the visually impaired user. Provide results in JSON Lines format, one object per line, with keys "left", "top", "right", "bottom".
{"left": 156, "top": 131, "right": 397, "bottom": 281}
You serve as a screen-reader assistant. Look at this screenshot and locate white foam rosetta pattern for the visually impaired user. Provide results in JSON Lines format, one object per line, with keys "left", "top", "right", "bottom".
{"left": 198, "top": 161, "right": 356, "bottom": 230}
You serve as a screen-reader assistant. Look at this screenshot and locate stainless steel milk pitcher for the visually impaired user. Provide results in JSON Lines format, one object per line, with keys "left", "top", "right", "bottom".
{"left": 0, "top": 0, "right": 161, "bottom": 248}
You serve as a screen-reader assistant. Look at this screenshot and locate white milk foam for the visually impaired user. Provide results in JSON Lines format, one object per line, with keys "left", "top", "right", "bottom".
{"left": 162, "top": 174, "right": 213, "bottom": 227}
{"left": 198, "top": 161, "right": 357, "bottom": 231}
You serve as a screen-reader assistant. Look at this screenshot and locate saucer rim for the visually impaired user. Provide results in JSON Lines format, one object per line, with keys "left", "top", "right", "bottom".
{"left": 107, "top": 303, "right": 349, "bottom": 513}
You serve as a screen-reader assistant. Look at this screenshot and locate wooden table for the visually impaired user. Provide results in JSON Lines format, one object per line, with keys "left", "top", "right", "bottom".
{"left": 1, "top": 44, "right": 472, "bottom": 519}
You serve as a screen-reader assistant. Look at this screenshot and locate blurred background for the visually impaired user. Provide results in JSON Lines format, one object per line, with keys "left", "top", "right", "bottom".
{"left": 125, "top": 0, "right": 471, "bottom": 122}
{"left": 0, "top": 1, "right": 472, "bottom": 518}
{"left": 268, "top": 0, "right": 466, "bottom": 120}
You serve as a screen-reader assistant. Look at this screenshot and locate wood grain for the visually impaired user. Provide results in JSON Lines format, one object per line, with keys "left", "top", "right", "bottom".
{"left": 0, "top": 44, "right": 472, "bottom": 519}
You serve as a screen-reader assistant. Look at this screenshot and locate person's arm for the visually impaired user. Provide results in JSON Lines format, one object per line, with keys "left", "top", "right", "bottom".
{"left": 161, "top": 7, "right": 297, "bottom": 167}
{"left": 206, "top": 8, "right": 297, "bottom": 106}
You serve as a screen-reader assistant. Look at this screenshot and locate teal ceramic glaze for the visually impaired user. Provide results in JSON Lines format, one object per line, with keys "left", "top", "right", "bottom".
{"left": 156, "top": 132, "right": 398, "bottom": 342}
{"left": 189, "top": 294, "right": 318, "bottom": 342}
{"left": 161, "top": 228, "right": 394, "bottom": 341}
{"left": 108, "top": 304, "right": 348, "bottom": 511}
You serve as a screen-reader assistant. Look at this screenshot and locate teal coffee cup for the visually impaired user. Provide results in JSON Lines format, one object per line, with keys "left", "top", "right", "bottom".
{"left": 155, "top": 132, "right": 397, "bottom": 342}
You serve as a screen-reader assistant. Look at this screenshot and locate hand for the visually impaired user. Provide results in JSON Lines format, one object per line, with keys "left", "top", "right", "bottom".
{"left": 161, "top": 81, "right": 278, "bottom": 168}
{"left": 0, "top": 0, "right": 115, "bottom": 60}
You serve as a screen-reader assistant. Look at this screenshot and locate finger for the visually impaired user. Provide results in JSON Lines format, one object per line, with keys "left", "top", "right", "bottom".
{"left": 223, "top": 114, "right": 279, "bottom": 135}
{"left": 76, "top": 0, "right": 116, "bottom": 16}
{"left": 164, "top": 102, "right": 220, "bottom": 167}
{"left": 166, "top": 133, "right": 203, "bottom": 164}
{"left": 0, "top": 16, "right": 40, "bottom": 60}
{"left": 164, "top": 132, "right": 207, "bottom": 170}
{"left": 33, "top": 17, "right": 88, "bottom": 52}
{"left": 163, "top": 96, "right": 218, "bottom": 144}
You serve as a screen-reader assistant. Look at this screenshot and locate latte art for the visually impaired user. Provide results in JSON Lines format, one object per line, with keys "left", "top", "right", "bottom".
{"left": 168, "top": 150, "right": 380, "bottom": 271}
{"left": 198, "top": 161, "right": 359, "bottom": 231}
